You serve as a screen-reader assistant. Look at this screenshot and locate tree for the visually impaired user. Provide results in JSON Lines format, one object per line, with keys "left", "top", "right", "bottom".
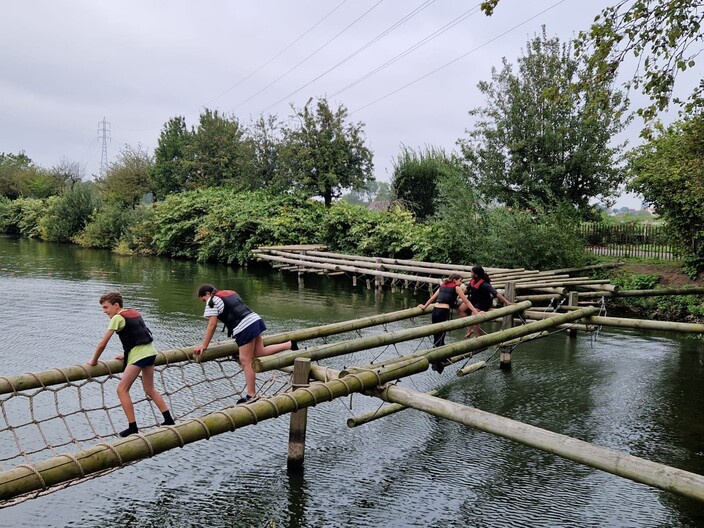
{"left": 247, "top": 114, "right": 285, "bottom": 190}
{"left": 184, "top": 109, "right": 255, "bottom": 190}
{"left": 459, "top": 28, "right": 627, "bottom": 217}
{"left": 482, "top": 1, "right": 704, "bottom": 127}
{"left": 627, "top": 112, "right": 704, "bottom": 271}
{"left": 0, "top": 152, "right": 33, "bottom": 199}
{"left": 281, "top": 98, "right": 374, "bottom": 207}
{"left": 151, "top": 116, "right": 191, "bottom": 200}
{"left": 100, "top": 145, "right": 154, "bottom": 208}
{"left": 392, "top": 146, "right": 465, "bottom": 221}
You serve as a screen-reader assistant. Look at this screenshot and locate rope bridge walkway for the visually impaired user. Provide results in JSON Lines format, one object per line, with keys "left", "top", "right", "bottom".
{"left": 0, "top": 306, "right": 458, "bottom": 507}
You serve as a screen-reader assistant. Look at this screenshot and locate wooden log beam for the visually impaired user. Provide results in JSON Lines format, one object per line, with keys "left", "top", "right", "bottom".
{"left": 254, "top": 302, "right": 533, "bottom": 373}
{"left": 372, "top": 384, "right": 704, "bottom": 503}
{"left": 523, "top": 310, "right": 704, "bottom": 333}
{"left": 0, "top": 306, "right": 429, "bottom": 395}
{"left": 346, "top": 390, "right": 439, "bottom": 428}
{"left": 577, "top": 287, "right": 704, "bottom": 299}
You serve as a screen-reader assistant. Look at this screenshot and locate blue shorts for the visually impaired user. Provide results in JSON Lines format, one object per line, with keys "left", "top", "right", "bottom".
{"left": 235, "top": 319, "right": 267, "bottom": 347}
{"left": 133, "top": 355, "right": 156, "bottom": 368}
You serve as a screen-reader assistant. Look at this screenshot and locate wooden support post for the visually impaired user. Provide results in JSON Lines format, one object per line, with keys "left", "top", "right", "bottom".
{"left": 287, "top": 358, "right": 311, "bottom": 470}
{"left": 352, "top": 275, "right": 357, "bottom": 287}
{"left": 567, "top": 291, "right": 579, "bottom": 338}
{"left": 298, "top": 271, "right": 304, "bottom": 288}
{"left": 366, "top": 278, "right": 371, "bottom": 289}
{"left": 500, "top": 281, "right": 516, "bottom": 371}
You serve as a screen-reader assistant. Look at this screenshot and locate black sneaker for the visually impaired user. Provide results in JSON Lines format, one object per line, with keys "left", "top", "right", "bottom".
{"left": 236, "top": 394, "right": 257, "bottom": 405}
{"left": 430, "top": 362, "right": 445, "bottom": 374}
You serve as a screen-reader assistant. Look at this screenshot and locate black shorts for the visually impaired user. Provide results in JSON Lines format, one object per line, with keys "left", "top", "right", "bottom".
{"left": 133, "top": 355, "right": 156, "bottom": 368}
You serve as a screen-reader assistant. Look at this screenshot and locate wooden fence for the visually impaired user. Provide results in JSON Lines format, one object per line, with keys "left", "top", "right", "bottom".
{"left": 579, "top": 223, "right": 678, "bottom": 260}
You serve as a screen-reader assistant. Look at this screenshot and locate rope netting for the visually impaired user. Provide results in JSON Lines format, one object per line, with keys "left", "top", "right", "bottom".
{"left": 0, "top": 309, "right": 542, "bottom": 507}
{"left": 0, "top": 353, "right": 291, "bottom": 506}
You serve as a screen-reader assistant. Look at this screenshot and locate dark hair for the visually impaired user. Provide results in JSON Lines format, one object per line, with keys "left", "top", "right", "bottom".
{"left": 471, "top": 266, "right": 491, "bottom": 283}
{"left": 443, "top": 273, "right": 463, "bottom": 284}
{"left": 197, "top": 284, "right": 218, "bottom": 308}
{"left": 99, "top": 291, "right": 123, "bottom": 307}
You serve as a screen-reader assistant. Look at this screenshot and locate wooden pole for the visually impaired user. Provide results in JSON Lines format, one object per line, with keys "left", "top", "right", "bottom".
{"left": 372, "top": 384, "right": 704, "bottom": 503}
{"left": 254, "top": 302, "right": 532, "bottom": 373}
{"left": 346, "top": 390, "right": 439, "bottom": 428}
{"left": 567, "top": 291, "right": 579, "bottom": 338}
{"left": 523, "top": 310, "right": 704, "bottom": 333}
{"left": 0, "top": 306, "right": 429, "bottom": 395}
{"left": 500, "top": 281, "right": 516, "bottom": 371}
{"left": 287, "top": 358, "right": 311, "bottom": 469}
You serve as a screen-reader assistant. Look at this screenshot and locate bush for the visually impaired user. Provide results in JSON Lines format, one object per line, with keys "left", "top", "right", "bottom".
{"left": 39, "top": 184, "right": 98, "bottom": 242}
{"left": 74, "top": 203, "right": 143, "bottom": 249}
{"left": 0, "top": 197, "right": 45, "bottom": 238}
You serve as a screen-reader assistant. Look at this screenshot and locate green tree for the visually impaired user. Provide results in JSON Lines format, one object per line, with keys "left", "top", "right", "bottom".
{"left": 281, "top": 97, "right": 374, "bottom": 207}
{"left": 392, "top": 146, "right": 465, "bottom": 221}
{"left": 39, "top": 182, "right": 98, "bottom": 242}
{"left": 184, "top": 109, "right": 255, "bottom": 190}
{"left": 151, "top": 116, "right": 191, "bottom": 199}
{"left": 99, "top": 145, "right": 154, "bottom": 208}
{"left": 247, "top": 114, "right": 285, "bottom": 190}
{"left": 627, "top": 113, "right": 704, "bottom": 271}
{"left": 482, "top": 1, "right": 704, "bottom": 127}
{"left": 460, "top": 28, "right": 627, "bottom": 217}
{"left": 0, "top": 152, "right": 34, "bottom": 199}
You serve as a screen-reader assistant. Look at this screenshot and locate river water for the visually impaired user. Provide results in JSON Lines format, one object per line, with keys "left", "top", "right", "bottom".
{"left": 1, "top": 235, "right": 703, "bottom": 528}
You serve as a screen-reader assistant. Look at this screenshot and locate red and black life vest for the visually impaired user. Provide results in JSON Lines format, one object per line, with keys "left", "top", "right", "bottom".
{"left": 215, "top": 290, "right": 253, "bottom": 337}
{"left": 116, "top": 308, "right": 153, "bottom": 365}
{"left": 468, "top": 279, "right": 493, "bottom": 310}
{"left": 436, "top": 282, "right": 458, "bottom": 305}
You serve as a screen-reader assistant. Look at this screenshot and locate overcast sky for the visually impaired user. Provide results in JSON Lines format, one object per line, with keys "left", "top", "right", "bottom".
{"left": 1, "top": 0, "right": 676, "bottom": 208}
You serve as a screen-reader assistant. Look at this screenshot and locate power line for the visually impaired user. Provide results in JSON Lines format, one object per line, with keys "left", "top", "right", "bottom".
{"left": 330, "top": 3, "right": 483, "bottom": 99}
{"left": 203, "top": 0, "right": 350, "bottom": 108}
{"left": 351, "top": 0, "right": 569, "bottom": 115}
{"left": 233, "top": 0, "right": 386, "bottom": 111}
{"left": 259, "top": 0, "right": 436, "bottom": 113}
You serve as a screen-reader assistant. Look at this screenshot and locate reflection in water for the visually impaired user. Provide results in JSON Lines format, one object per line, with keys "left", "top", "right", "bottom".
{"left": 1, "top": 236, "right": 704, "bottom": 527}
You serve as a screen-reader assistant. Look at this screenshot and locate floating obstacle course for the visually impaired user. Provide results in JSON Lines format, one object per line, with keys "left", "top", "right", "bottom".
{"left": 2, "top": 252, "right": 704, "bottom": 508}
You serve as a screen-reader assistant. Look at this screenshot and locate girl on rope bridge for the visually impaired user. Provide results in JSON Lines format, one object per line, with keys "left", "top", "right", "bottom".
{"left": 194, "top": 284, "right": 296, "bottom": 405}
{"left": 418, "top": 273, "right": 478, "bottom": 373}
{"left": 87, "top": 291, "right": 175, "bottom": 437}
{"left": 459, "top": 266, "right": 513, "bottom": 338}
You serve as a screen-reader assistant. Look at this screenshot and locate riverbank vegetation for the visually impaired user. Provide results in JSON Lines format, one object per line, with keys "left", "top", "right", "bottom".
{"left": 1, "top": 3, "right": 703, "bottom": 319}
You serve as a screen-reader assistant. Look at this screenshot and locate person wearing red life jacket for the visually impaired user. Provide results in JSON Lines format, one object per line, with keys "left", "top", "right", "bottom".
{"left": 418, "top": 273, "right": 478, "bottom": 373}
{"left": 459, "top": 266, "right": 513, "bottom": 338}
{"left": 88, "top": 291, "right": 175, "bottom": 437}
{"left": 194, "top": 284, "right": 296, "bottom": 404}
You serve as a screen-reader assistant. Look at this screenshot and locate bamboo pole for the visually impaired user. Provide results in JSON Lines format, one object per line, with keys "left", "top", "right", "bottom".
{"left": 0, "top": 306, "right": 428, "bottom": 395}
{"left": 346, "top": 390, "right": 439, "bottom": 428}
{"left": 254, "top": 302, "right": 533, "bottom": 373}
{"left": 577, "top": 287, "right": 704, "bottom": 299}
{"left": 523, "top": 310, "right": 704, "bottom": 333}
{"left": 344, "top": 307, "right": 598, "bottom": 376}
{"left": 288, "top": 358, "right": 310, "bottom": 469}
{"left": 372, "top": 384, "right": 704, "bottom": 503}
{"left": 457, "top": 361, "right": 487, "bottom": 376}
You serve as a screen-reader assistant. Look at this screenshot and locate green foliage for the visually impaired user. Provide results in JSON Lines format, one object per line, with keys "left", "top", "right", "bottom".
{"left": 0, "top": 152, "right": 34, "bottom": 199}
{"left": 460, "top": 27, "right": 627, "bottom": 217}
{"left": 148, "top": 188, "right": 230, "bottom": 259}
{"left": 0, "top": 196, "right": 45, "bottom": 237}
{"left": 74, "top": 203, "right": 143, "bottom": 249}
{"left": 281, "top": 97, "right": 374, "bottom": 207}
{"left": 575, "top": 0, "right": 704, "bottom": 127}
{"left": 391, "top": 147, "right": 465, "bottom": 221}
{"left": 471, "top": 206, "right": 589, "bottom": 269}
{"left": 627, "top": 113, "right": 704, "bottom": 271}
{"left": 184, "top": 109, "right": 255, "bottom": 190}
{"left": 99, "top": 145, "right": 154, "bottom": 208}
{"left": 39, "top": 183, "right": 99, "bottom": 242}
{"left": 151, "top": 116, "right": 191, "bottom": 200}
{"left": 611, "top": 272, "right": 660, "bottom": 290}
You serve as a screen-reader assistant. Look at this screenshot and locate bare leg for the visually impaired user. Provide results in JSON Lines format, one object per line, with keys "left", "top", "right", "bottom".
{"left": 255, "top": 339, "right": 292, "bottom": 358}
{"left": 140, "top": 365, "right": 168, "bottom": 413}
{"left": 117, "top": 365, "right": 141, "bottom": 423}
{"left": 239, "top": 338, "right": 257, "bottom": 397}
